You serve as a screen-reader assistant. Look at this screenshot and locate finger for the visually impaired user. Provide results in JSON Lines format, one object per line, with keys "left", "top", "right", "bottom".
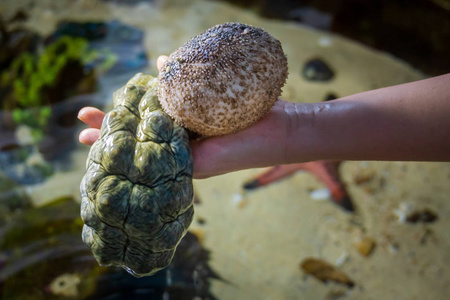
{"left": 157, "top": 55, "right": 168, "bottom": 71}
{"left": 79, "top": 128, "right": 101, "bottom": 145}
{"left": 78, "top": 107, "right": 106, "bottom": 129}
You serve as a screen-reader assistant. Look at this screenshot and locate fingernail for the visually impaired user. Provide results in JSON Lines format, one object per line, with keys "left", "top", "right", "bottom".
{"left": 77, "top": 108, "right": 85, "bottom": 121}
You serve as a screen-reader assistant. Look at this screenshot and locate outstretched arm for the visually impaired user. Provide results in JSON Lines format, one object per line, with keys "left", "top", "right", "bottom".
{"left": 78, "top": 59, "right": 450, "bottom": 178}
{"left": 189, "top": 73, "right": 450, "bottom": 178}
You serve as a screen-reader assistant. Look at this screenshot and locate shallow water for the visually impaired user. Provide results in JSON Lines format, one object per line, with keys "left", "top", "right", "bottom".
{"left": 0, "top": 0, "right": 449, "bottom": 299}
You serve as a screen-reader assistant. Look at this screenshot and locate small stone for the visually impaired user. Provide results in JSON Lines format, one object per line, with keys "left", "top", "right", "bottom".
{"left": 232, "top": 193, "right": 247, "bottom": 208}
{"left": 197, "top": 216, "right": 206, "bottom": 225}
{"left": 15, "top": 125, "right": 35, "bottom": 146}
{"left": 310, "top": 188, "right": 330, "bottom": 201}
{"left": 335, "top": 251, "right": 349, "bottom": 266}
{"left": 393, "top": 202, "right": 414, "bottom": 223}
{"left": 355, "top": 236, "right": 376, "bottom": 257}
{"left": 353, "top": 170, "right": 376, "bottom": 185}
{"left": 406, "top": 209, "right": 438, "bottom": 224}
{"left": 48, "top": 273, "right": 81, "bottom": 297}
{"left": 323, "top": 93, "right": 338, "bottom": 101}
{"left": 318, "top": 36, "right": 333, "bottom": 47}
{"left": 302, "top": 58, "right": 334, "bottom": 81}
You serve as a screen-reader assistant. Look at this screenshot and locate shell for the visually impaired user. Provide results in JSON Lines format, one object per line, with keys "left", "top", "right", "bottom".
{"left": 80, "top": 73, "right": 194, "bottom": 277}
{"left": 158, "top": 22, "right": 288, "bottom": 136}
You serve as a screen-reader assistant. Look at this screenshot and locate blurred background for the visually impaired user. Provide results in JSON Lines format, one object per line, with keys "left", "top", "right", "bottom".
{"left": 0, "top": 0, "right": 449, "bottom": 299}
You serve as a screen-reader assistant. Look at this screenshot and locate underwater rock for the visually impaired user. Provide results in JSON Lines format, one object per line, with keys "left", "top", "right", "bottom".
{"left": 406, "top": 209, "right": 438, "bottom": 224}
{"left": 47, "top": 20, "right": 148, "bottom": 73}
{"left": 0, "top": 21, "right": 105, "bottom": 183}
{"left": 0, "top": 171, "right": 30, "bottom": 216}
{"left": 302, "top": 58, "right": 335, "bottom": 81}
{"left": 196, "top": 216, "right": 206, "bottom": 225}
{"left": 324, "top": 93, "right": 338, "bottom": 101}
{"left": 0, "top": 25, "right": 41, "bottom": 71}
{"left": 7, "top": 9, "right": 29, "bottom": 23}
{"left": 355, "top": 236, "right": 376, "bottom": 257}
{"left": 1, "top": 32, "right": 98, "bottom": 152}
{"left": 48, "top": 273, "right": 81, "bottom": 298}
{"left": 353, "top": 169, "right": 376, "bottom": 185}
{"left": 0, "top": 145, "right": 53, "bottom": 185}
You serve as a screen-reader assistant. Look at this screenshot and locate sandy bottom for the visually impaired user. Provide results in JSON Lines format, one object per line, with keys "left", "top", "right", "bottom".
{"left": 2, "top": 0, "right": 449, "bottom": 299}
{"left": 193, "top": 162, "right": 450, "bottom": 300}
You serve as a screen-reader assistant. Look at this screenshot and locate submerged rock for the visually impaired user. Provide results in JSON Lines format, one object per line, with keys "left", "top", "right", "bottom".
{"left": 47, "top": 20, "right": 148, "bottom": 73}
{"left": 302, "top": 58, "right": 335, "bottom": 81}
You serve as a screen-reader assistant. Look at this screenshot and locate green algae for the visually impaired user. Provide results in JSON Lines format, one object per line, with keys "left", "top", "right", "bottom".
{"left": 1, "top": 36, "right": 96, "bottom": 143}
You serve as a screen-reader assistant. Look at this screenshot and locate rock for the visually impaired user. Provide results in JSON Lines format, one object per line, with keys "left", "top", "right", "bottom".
{"left": 47, "top": 20, "right": 148, "bottom": 73}
{"left": 324, "top": 93, "right": 338, "bottom": 101}
{"left": 302, "top": 58, "right": 335, "bottom": 81}
{"left": 406, "top": 209, "right": 438, "bottom": 224}
{"left": 48, "top": 273, "right": 81, "bottom": 298}
{"left": 355, "top": 236, "right": 376, "bottom": 257}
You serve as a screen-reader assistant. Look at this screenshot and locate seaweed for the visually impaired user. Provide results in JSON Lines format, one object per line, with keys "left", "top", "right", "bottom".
{"left": 1, "top": 36, "right": 97, "bottom": 143}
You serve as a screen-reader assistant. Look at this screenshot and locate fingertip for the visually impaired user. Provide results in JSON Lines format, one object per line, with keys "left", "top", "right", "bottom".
{"left": 78, "top": 129, "right": 90, "bottom": 145}
{"left": 77, "top": 107, "right": 106, "bottom": 129}
{"left": 79, "top": 128, "right": 100, "bottom": 146}
{"left": 77, "top": 107, "right": 88, "bottom": 121}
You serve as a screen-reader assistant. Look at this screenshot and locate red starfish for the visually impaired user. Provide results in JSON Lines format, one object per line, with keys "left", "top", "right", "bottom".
{"left": 243, "top": 160, "right": 354, "bottom": 212}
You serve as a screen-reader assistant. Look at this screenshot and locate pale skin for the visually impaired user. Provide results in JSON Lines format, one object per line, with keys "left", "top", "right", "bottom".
{"left": 78, "top": 55, "right": 450, "bottom": 179}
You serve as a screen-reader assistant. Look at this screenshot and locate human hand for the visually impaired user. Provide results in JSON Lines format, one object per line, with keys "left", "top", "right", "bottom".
{"left": 79, "top": 55, "right": 298, "bottom": 178}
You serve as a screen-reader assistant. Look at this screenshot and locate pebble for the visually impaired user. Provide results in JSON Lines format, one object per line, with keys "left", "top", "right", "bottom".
{"left": 406, "top": 209, "right": 438, "bottom": 224}
{"left": 355, "top": 236, "right": 376, "bottom": 257}
{"left": 48, "top": 273, "right": 81, "bottom": 297}
{"left": 353, "top": 169, "right": 376, "bottom": 185}
{"left": 310, "top": 188, "right": 330, "bottom": 201}
{"left": 302, "top": 58, "right": 335, "bottom": 81}
{"left": 15, "top": 125, "right": 34, "bottom": 146}
{"left": 335, "top": 251, "right": 350, "bottom": 266}
{"left": 393, "top": 202, "right": 413, "bottom": 223}
{"left": 318, "top": 36, "right": 333, "bottom": 47}
{"left": 323, "top": 93, "right": 338, "bottom": 101}
{"left": 232, "top": 193, "right": 247, "bottom": 208}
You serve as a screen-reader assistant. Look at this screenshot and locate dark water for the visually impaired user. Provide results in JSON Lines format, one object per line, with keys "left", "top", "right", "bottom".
{"left": 0, "top": 199, "right": 220, "bottom": 299}
{"left": 221, "top": 0, "right": 450, "bottom": 76}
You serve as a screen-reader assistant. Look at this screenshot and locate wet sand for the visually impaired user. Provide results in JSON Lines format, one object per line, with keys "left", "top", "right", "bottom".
{"left": 2, "top": 0, "right": 449, "bottom": 299}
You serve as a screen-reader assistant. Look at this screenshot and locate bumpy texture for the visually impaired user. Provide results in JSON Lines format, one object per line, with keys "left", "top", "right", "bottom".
{"left": 80, "top": 73, "right": 194, "bottom": 277}
{"left": 158, "top": 22, "right": 288, "bottom": 136}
